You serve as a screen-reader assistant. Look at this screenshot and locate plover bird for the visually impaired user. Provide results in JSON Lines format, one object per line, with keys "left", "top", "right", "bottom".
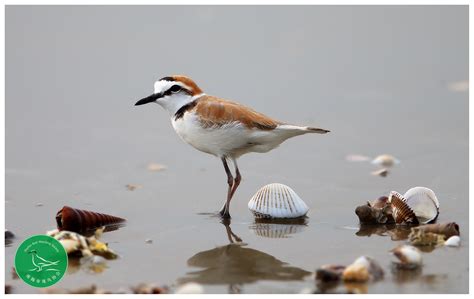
{"left": 135, "top": 75, "right": 329, "bottom": 218}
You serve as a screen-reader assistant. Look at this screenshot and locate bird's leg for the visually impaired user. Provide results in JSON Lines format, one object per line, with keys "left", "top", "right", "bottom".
{"left": 219, "top": 157, "right": 234, "bottom": 218}
{"left": 229, "top": 159, "right": 241, "bottom": 199}
{"left": 221, "top": 218, "right": 243, "bottom": 243}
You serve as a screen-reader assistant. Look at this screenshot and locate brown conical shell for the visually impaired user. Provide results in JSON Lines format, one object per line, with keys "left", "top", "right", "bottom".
{"left": 389, "top": 191, "right": 419, "bottom": 225}
{"left": 56, "top": 206, "right": 126, "bottom": 233}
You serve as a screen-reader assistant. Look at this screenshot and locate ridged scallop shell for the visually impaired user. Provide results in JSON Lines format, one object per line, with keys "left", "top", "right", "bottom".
{"left": 388, "top": 191, "right": 419, "bottom": 225}
{"left": 248, "top": 183, "right": 309, "bottom": 219}
{"left": 403, "top": 187, "right": 439, "bottom": 224}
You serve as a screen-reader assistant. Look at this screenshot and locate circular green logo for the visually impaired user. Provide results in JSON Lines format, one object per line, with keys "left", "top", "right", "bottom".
{"left": 15, "top": 235, "right": 68, "bottom": 288}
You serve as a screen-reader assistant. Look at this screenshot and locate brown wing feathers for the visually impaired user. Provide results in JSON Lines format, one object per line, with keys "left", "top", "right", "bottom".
{"left": 193, "top": 95, "right": 280, "bottom": 130}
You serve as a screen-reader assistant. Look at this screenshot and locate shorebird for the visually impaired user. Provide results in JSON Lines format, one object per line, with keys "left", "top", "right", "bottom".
{"left": 135, "top": 75, "right": 329, "bottom": 218}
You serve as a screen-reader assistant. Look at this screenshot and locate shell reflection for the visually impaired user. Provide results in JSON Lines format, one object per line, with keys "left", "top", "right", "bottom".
{"left": 249, "top": 218, "right": 308, "bottom": 238}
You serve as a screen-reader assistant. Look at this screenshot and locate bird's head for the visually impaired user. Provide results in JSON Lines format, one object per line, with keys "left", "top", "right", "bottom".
{"left": 28, "top": 250, "right": 37, "bottom": 254}
{"left": 135, "top": 75, "right": 204, "bottom": 116}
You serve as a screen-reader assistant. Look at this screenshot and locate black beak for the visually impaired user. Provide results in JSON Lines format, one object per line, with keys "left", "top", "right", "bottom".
{"left": 135, "top": 93, "right": 162, "bottom": 106}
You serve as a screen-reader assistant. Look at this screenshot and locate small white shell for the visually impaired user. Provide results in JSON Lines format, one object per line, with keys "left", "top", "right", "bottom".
{"left": 404, "top": 187, "right": 439, "bottom": 224}
{"left": 248, "top": 183, "right": 309, "bottom": 219}
{"left": 391, "top": 245, "right": 422, "bottom": 269}
{"left": 444, "top": 235, "right": 461, "bottom": 247}
{"left": 371, "top": 154, "right": 400, "bottom": 167}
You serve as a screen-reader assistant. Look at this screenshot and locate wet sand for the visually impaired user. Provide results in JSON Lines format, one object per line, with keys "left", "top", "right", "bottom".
{"left": 5, "top": 6, "right": 468, "bottom": 293}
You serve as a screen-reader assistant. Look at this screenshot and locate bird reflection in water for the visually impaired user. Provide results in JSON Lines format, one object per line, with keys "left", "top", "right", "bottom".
{"left": 177, "top": 219, "right": 311, "bottom": 293}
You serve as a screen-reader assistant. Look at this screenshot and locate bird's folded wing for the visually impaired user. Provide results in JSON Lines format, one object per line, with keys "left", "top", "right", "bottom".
{"left": 194, "top": 95, "right": 281, "bottom": 130}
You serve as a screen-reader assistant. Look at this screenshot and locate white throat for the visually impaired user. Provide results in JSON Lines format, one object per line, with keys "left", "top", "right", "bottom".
{"left": 157, "top": 93, "right": 204, "bottom": 117}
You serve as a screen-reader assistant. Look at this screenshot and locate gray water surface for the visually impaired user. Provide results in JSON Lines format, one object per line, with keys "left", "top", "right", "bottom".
{"left": 5, "top": 5, "right": 468, "bottom": 294}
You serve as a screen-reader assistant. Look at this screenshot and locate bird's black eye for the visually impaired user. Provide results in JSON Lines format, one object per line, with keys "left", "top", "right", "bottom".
{"left": 170, "top": 85, "right": 182, "bottom": 93}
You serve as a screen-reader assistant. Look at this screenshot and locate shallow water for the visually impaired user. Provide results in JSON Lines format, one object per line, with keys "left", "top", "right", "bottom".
{"left": 5, "top": 6, "right": 468, "bottom": 294}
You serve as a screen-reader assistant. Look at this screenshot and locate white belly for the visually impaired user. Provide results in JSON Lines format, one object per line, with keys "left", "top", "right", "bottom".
{"left": 171, "top": 113, "right": 285, "bottom": 158}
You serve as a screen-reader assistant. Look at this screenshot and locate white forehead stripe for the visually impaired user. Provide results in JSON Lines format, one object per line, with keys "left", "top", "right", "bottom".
{"left": 154, "top": 79, "right": 191, "bottom": 94}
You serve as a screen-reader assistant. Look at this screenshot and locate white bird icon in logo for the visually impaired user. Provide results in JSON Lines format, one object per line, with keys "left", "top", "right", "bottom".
{"left": 28, "top": 250, "right": 60, "bottom": 272}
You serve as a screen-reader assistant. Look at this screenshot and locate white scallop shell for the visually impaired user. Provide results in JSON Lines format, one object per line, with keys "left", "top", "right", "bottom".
{"left": 248, "top": 183, "right": 309, "bottom": 219}
{"left": 403, "top": 187, "right": 439, "bottom": 224}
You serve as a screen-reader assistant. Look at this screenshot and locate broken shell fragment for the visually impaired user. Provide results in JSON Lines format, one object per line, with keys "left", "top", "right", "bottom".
{"left": 355, "top": 196, "right": 394, "bottom": 224}
{"left": 48, "top": 228, "right": 118, "bottom": 259}
{"left": 342, "top": 263, "right": 369, "bottom": 282}
{"left": 342, "top": 256, "right": 384, "bottom": 282}
{"left": 444, "top": 235, "right": 461, "bottom": 247}
{"left": 60, "top": 239, "right": 81, "bottom": 254}
{"left": 415, "top": 222, "right": 460, "bottom": 239}
{"left": 316, "top": 265, "right": 346, "bottom": 282}
{"left": 391, "top": 245, "right": 422, "bottom": 269}
{"left": 56, "top": 206, "right": 126, "bottom": 233}
{"left": 355, "top": 204, "right": 392, "bottom": 224}
{"left": 408, "top": 228, "right": 445, "bottom": 247}
{"left": 403, "top": 187, "right": 439, "bottom": 224}
{"left": 48, "top": 229, "right": 92, "bottom": 257}
{"left": 389, "top": 192, "right": 419, "bottom": 225}
{"left": 147, "top": 163, "right": 167, "bottom": 172}
{"left": 370, "top": 196, "right": 390, "bottom": 209}
{"left": 248, "top": 183, "right": 309, "bottom": 219}
{"left": 371, "top": 154, "right": 399, "bottom": 167}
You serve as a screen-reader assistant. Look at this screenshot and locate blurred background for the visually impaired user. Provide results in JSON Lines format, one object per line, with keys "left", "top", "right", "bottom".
{"left": 6, "top": 6, "right": 468, "bottom": 294}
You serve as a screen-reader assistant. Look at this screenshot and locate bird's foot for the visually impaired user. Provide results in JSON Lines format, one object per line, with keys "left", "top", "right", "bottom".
{"left": 219, "top": 209, "right": 231, "bottom": 219}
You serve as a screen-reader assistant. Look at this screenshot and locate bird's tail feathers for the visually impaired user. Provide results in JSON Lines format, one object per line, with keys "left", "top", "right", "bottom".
{"left": 275, "top": 124, "right": 330, "bottom": 137}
